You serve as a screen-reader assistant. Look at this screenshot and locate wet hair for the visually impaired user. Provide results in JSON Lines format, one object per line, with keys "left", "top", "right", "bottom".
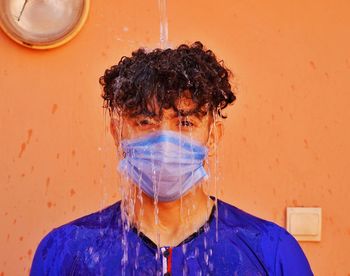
{"left": 99, "top": 41, "right": 236, "bottom": 119}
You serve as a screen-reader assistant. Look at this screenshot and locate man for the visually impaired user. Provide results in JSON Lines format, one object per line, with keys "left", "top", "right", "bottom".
{"left": 31, "top": 41, "right": 313, "bottom": 275}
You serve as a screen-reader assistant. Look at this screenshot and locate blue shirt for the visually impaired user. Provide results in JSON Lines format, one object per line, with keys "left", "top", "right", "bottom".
{"left": 30, "top": 198, "right": 313, "bottom": 275}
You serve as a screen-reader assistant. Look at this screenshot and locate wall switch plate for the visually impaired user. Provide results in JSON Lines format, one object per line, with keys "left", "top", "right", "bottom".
{"left": 286, "top": 207, "right": 322, "bottom": 241}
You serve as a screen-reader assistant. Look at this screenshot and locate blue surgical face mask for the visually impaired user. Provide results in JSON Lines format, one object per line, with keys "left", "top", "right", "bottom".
{"left": 118, "top": 130, "right": 209, "bottom": 202}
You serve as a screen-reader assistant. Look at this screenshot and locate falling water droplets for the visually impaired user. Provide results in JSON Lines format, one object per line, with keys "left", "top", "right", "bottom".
{"left": 194, "top": 246, "right": 199, "bottom": 258}
{"left": 134, "top": 241, "right": 140, "bottom": 271}
{"left": 182, "top": 243, "right": 187, "bottom": 255}
{"left": 158, "top": 0, "right": 168, "bottom": 49}
{"left": 204, "top": 252, "right": 209, "bottom": 265}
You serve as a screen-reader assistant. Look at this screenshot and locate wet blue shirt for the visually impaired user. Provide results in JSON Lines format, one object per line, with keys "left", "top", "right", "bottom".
{"left": 30, "top": 198, "right": 313, "bottom": 275}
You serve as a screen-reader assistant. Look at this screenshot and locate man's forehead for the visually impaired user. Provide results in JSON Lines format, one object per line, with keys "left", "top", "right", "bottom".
{"left": 127, "top": 92, "right": 208, "bottom": 119}
{"left": 175, "top": 93, "right": 196, "bottom": 110}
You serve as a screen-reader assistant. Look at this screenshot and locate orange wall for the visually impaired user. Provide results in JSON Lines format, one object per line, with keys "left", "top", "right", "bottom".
{"left": 1, "top": 1, "right": 350, "bottom": 275}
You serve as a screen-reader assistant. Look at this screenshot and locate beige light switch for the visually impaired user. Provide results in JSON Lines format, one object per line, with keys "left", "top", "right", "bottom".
{"left": 286, "top": 207, "right": 322, "bottom": 241}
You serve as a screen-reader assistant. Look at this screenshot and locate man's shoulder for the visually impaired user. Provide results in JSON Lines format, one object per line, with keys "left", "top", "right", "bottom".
{"left": 30, "top": 201, "right": 123, "bottom": 275}
{"left": 35, "top": 201, "right": 122, "bottom": 254}
{"left": 53, "top": 200, "right": 121, "bottom": 233}
{"left": 217, "top": 198, "right": 313, "bottom": 275}
{"left": 216, "top": 198, "right": 288, "bottom": 259}
{"left": 217, "top": 198, "right": 283, "bottom": 236}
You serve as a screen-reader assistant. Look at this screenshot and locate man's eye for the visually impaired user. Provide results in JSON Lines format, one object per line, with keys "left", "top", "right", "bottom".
{"left": 180, "top": 120, "right": 194, "bottom": 127}
{"left": 138, "top": 119, "right": 151, "bottom": 126}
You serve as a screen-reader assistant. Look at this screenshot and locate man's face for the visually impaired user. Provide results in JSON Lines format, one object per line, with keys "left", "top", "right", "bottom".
{"left": 110, "top": 92, "right": 222, "bottom": 154}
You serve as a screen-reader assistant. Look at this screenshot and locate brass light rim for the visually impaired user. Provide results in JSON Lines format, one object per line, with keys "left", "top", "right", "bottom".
{"left": 0, "top": 0, "right": 90, "bottom": 50}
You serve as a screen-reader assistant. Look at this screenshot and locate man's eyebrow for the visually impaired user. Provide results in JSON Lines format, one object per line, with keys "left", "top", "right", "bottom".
{"left": 172, "top": 109, "right": 203, "bottom": 119}
{"left": 128, "top": 109, "right": 205, "bottom": 119}
{"left": 129, "top": 111, "right": 158, "bottom": 119}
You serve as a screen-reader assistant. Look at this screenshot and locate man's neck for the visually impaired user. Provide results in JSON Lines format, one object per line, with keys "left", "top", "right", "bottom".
{"left": 129, "top": 185, "right": 215, "bottom": 247}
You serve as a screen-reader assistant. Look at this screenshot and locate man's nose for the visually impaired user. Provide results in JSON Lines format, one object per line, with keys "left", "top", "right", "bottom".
{"left": 159, "top": 119, "right": 172, "bottom": 131}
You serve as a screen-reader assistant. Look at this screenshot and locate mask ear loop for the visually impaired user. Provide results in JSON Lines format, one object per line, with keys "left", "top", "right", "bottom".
{"left": 206, "top": 122, "right": 214, "bottom": 148}
{"left": 203, "top": 118, "right": 214, "bottom": 195}
{"left": 211, "top": 109, "right": 220, "bottom": 243}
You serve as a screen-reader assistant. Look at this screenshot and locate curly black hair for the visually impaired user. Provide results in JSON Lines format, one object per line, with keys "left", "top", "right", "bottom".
{"left": 99, "top": 41, "right": 236, "bottom": 119}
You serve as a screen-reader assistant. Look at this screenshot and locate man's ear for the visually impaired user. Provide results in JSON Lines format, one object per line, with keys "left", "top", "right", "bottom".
{"left": 207, "top": 120, "right": 224, "bottom": 157}
{"left": 110, "top": 116, "right": 120, "bottom": 148}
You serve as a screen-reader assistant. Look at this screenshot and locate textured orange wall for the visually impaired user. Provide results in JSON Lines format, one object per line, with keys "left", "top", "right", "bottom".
{"left": 1, "top": 1, "right": 349, "bottom": 275}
